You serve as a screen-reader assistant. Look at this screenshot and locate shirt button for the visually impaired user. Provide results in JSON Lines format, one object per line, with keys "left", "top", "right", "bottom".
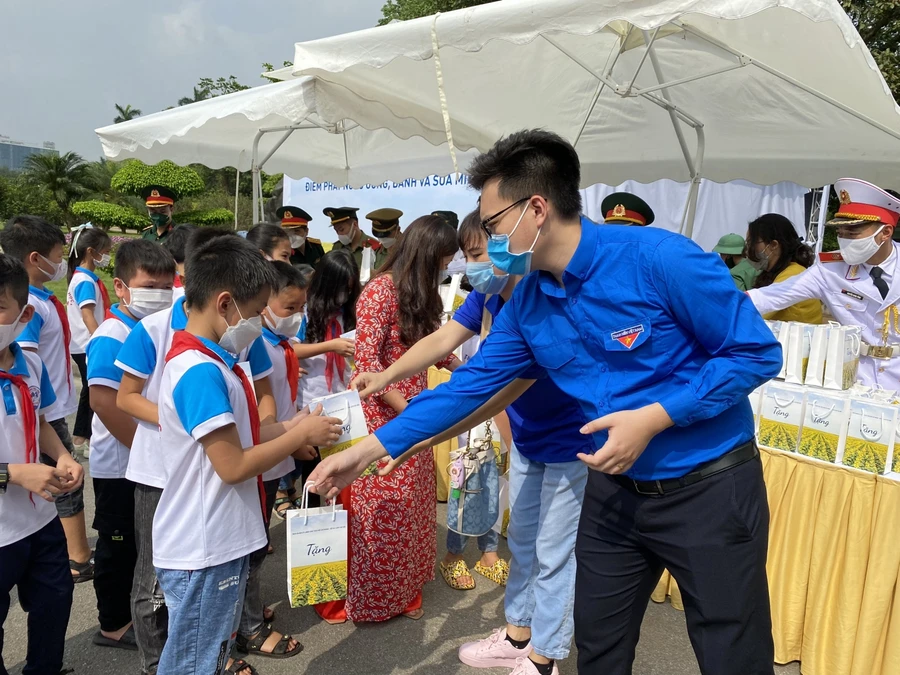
{"left": 600, "top": 366, "right": 608, "bottom": 373}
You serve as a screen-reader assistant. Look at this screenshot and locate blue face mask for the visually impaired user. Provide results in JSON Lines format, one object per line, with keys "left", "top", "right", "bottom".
{"left": 466, "top": 261, "right": 509, "bottom": 295}
{"left": 486, "top": 205, "right": 540, "bottom": 275}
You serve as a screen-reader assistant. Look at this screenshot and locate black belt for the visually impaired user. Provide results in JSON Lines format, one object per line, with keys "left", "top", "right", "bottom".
{"left": 611, "top": 440, "right": 759, "bottom": 496}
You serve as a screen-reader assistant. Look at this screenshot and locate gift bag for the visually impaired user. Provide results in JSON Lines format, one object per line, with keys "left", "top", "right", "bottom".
{"left": 359, "top": 246, "right": 374, "bottom": 285}
{"left": 749, "top": 385, "right": 766, "bottom": 432}
{"left": 492, "top": 473, "right": 510, "bottom": 537}
{"left": 797, "top": 391, "right": 849, "bottom": 463}
{"left": 839, "top": 400, "right": 898, "bottom": 474}
{"left": 286, "top": 486, "right": 348, "bottom": 607}
{"left": 307, "top": 390, "right": 367, "bottom": 460}
{"left": 786, "top": 323, "right": 816, "bottom": 385}
{"left": 823, "top": 326, "right": 861, "bottom": 391}
{"left": 757, "top": 383, "right": 804, "bottom": 452}
{"left": 447, "top": 422, "right": 500, "bottom": 537}
{"left": 805, "top": 323, "right": 833, "bottom": 387}
{"left": 765, "top": 320, "right": 790, "bottom": 380}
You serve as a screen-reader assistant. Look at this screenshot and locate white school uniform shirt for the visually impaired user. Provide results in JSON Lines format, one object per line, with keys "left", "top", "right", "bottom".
{"left": 172, "top": 285, "right": 185, "bottom": 302}
{"left": 153, "top": 336, "right": 267, "bottom": 570}
{"left": 17, "top": 285, "right": 77, "bottom": 421}
{"left": 116, "top": 297, "right": 274, "bottom": 488}
{"left": 748, "top": 242, "right": 900, "bottom": 389}
{"left": 0, "top": 344, "right": 59, "bottom": 547}
{"left": 259, "top": 327, "right": 300, "bottom": 481}
{"left": 67, "top": 267, "right": 105, "bottom": 355}
{"left": 299, "top": 315, "right": 351, "bottom": 407}
{"left": 85, "top": 306, "right": 136, "bottom": 479}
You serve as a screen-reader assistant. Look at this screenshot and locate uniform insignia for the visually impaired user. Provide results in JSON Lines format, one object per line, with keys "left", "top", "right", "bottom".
{"left": 841, "top": 289, "right": 864, "bottom": 301}
{"left": 612, "top": 204, "right": 626, "bottom": 218}
{"left": 818, "top": 251, "right": 843, "bottom": 263}
{"left": 150, "top": 189, "right": 160, "bottom": 198}
{"left": 839, "top": 189, "right": 851, "bottom": 205}
{"left": 284, "top": 210, "right": 293, "bottom": 219}
{"left": 610, "top": 325, "right": 644, "bottom": 349}
{"left": 846, "top": 264, "right": 861, "bottom": 281}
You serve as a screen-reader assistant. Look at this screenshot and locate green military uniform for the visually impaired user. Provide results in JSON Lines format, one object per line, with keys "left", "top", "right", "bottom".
{"left": 712, "top": 233, "right": 759, "bottom": 291}
{"left": 332, "top": 236, "right": 382, "bottom": 271}
{"left": 367, "top": 207, "right": 404, "bottom": 271}
{"left": 140, "top": 185, "right": 177, "bottom": 243}
{"left": 325, "top": 207, "right": 383, "bottom": 273}
{"left": 601, "top": 192, "right": 655, "bottom": 226}
{"left": 277, "top": 205, "right": 325, "bottom": 268}
{"left": 141, "top": 224, "right": 174, "bottom": 243}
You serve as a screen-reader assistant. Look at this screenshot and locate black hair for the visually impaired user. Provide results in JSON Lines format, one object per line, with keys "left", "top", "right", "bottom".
{"left": 305, "top": 249, "right": 360, "bottom": 344}
{"left": 746, "top": 214, "right": 815, "bottom": 289}
{"left": 458, "top": 209, "right": 486, "bottom": 252}
{"left": 378, "top": 215, "right": 459, "bottom": 346}
{"left": 114, "top": 240, "right": 176, "bottom": 286}
{"left": 185, "top": 235, "right": 276, "bottom": 310}
{"left": 246, "top": 223, "right": 290, "bottom": 257}
{"left": 270, "top": 260, "right": 307, "bottom": 294}
{"left": 185, "top": 228, "right": 235, "bottom": 263}
{"left": 67, "top": 227, "right": 112, "bottom": 283}
{"left": 0, "top": 215, "right": 66, "bottom": 263}
{"left": 0, "top": 253, "right": 30, "bottom": 309}
{"left": 293, "top": 264, "right": 315, "bottom": 290}
{"left": 468, "top": 129, "right": 582, "bottom": 219}
{"left": 163, "top": 224, "right": 198, "bottom": 264}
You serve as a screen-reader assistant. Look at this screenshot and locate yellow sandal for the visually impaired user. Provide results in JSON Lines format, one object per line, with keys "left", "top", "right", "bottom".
{"left": 440, "top": 559, "right": 476, "bottom": 591}
{"left": 474, "top": 559, "right": 510, "bottom": 586}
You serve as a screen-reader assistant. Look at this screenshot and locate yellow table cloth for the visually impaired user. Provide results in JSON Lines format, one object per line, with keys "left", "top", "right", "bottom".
{"left": 652, "top": 447, "right": 900, "bottom": 675}
{"left": 428, "top": 367, "right": 456, "bottom": 501}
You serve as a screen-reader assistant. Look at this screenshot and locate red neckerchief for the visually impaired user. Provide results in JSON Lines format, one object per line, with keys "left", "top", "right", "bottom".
{"left": 104, "top": 308, "right": 121, "bottom": 323}
{"left": 48, "top": 294, "right": 73, "bottom": 392}
{"left": 173, "top": 274, "right": 183, "bottom": 289}
{"left": 0, "top": 367, "right": 38, "bottom": 505}
{"left": 97, "top": 282, "right": 111, "bottom": 314}
{"left": 279, "top": 338, "right": 300, "bottom": 404}
{"left": 165, "top": 332, "right": 267, "bottom": 524}
{"left": 324, "top": 317, "right": 346, "bottom": 393}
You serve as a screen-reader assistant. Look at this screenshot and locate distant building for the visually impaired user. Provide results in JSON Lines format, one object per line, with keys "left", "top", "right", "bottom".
{"left": 0, "top": 136, "right": 59, "bottom": 171}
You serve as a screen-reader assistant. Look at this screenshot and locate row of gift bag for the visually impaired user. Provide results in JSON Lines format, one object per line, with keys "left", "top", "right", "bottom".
{"left": 752, "top": 381, "right": 900, "bottom": 476}
{"left": 767, "top": 320, "right": 862, "bottom": 390}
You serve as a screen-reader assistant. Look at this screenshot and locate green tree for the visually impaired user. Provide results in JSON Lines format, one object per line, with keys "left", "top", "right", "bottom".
{"left": 111, "top": 160, "right": 205, "bottom": 199}
{"left": 24, "top": 151, "right": 92, "bottom": 228}
{"left": 261, "top": 61, "right": 294, "bottom": 83}
{"left": 378, "top": 0, "right": 495, "bottom": 24}
{"left": 173, "top": 208, "right": 235, "bottom": 227}
{"left": 841, "top": 1, "right": 900, "bottom": 100}
{"left": 71, "top": 201, "right": 149, "bottom": 232}
{"left": 113, "top": 104, "right": 142, "bottom": 123}
{"left": 178, "top": 86, "right": 211, "bottom": 107}
{"left": 0, "top": 170, "right": 64, "bottom": 224}
{"left": 197, "top": 76, "right": 250, "bottom": 96}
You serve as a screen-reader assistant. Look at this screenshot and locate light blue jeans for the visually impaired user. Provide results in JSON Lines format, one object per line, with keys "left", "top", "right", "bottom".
{"left": 505, "top": 449, "right": 588, "bottom": 660}
{"left": 156, "top": 555, "right": 249, "bottom": 675}
{"left": 446, "top": 528, "right": 500, "bottom": 555}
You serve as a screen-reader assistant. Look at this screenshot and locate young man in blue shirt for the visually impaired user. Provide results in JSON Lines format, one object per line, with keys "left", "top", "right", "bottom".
{"left": 311, "top": 130, "right": 782, "bottom": 675}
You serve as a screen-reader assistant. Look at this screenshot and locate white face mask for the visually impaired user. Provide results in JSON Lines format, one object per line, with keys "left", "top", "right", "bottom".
{"left": 838, "top": 226, "right": 885, "bottom": 266}
{"left": 267, "top": 308, "right": 304, "bottom": 338}
{"left": 38, "top": 255, "right": 67, "bottom": 282}
{"left": 126, "top": 288, "right": 174, "bottom": 319}
{"left": 337, "top": 224, "right": 356, "bottom": 247}
{"left": 378, "top": 237, "right": 396, "bottom": 248}
{"left": 0, "top": 308, "right": 27, "bottom": 352}
{"left": 288, "top": 234, "right": 306, "bottom": 249}
{"left": 219, "top": 303, "right": 263, "bottom": 355}
{"left": 94, "top": 253, "right": 111, "bottom": 268}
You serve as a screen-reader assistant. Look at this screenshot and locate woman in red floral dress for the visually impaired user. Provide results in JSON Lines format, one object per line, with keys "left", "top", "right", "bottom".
{"left": 314, "top": 215, "right": 460, "bottom": 623}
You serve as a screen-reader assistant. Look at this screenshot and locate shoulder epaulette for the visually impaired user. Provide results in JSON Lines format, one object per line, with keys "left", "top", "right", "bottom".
{"left": 307, "top": 237, "right": 321, "bottom": 245}
{"left": 141, "top": 225, "right": 152, "bottom": 231}
{"left": 819, "top": 251, "right": 844, "bottom": 263}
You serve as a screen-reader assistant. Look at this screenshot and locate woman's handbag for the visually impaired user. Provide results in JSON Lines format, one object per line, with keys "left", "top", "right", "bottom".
{"left": 447, "top": 422, "right": 500, "bottom": 537}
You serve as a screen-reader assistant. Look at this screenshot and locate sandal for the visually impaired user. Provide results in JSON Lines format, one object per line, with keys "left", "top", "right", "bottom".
{"left": 440, "top": 559, "right": 476, "bottom": 590}
{"left": 225, "top": 658, "right": 258, "bottom": 674}
{"left": 474, "top": 559, "right": 510, "bottom": 586}
{"left": 235, "top": 623, "right": 303, "bottom": 659}
{"left": 92, "top": 625, "right": 138, "bottom": 651}
{"left": 273, "top": 497, "right": 294, "bottom": 520}
{"left": 403, "top": 608, "right": 425, "bottom": 620}
{"left": 70, "top": 555, "right": 95, "bottom": 584}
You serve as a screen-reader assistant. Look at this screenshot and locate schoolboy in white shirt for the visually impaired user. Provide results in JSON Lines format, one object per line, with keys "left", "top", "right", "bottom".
{"left": 86, "top": 240, "right": 175, "bottom": 653}
{"left": 152, "top": 235, "right": 341, "bottom": 675}
{"left": 0, "top": 253, "right": 84, "bottom": 675}
{"left": 0, "top": 215, "right": 93, "bottom": 584}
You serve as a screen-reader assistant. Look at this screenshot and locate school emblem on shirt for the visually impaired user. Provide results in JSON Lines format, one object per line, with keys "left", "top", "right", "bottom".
{"left": 28, "top": 385, "right": 41, "bottom": 409}
{"left": 610, "top": 324, "right": 644, "bottom": 349}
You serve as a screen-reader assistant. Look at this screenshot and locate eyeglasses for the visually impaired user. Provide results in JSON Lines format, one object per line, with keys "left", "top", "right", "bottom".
{"left": 481, "top": 197, "right": 530, "bottom": 238}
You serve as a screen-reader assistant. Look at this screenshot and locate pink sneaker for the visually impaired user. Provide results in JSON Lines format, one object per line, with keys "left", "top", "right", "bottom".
{"left": 510, "top": 657, "right": 560, "bottom": 675}
{"left": 458, "top": 628, "right": 531, "bottom": 669}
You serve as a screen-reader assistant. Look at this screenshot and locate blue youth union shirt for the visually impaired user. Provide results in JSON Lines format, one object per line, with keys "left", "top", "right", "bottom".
{"left": 453, "top": 289, "right": 591, "bottom": 463}
{"left": 377, "top": 217, "right": 782, "bottom": 481}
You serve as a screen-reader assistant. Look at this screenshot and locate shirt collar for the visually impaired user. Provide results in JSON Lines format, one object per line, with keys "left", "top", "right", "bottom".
{"left": 197, "top": 335, "right": 238, "bottom": 368}
{"left": 262, "top": 326, "right": 284, "bottom": 345}
{"left": 28, "top": 285, "right": 51, "bottom": 301}
{"left": 170, "top": 296, "right": 188, "bottom": 331}
{"left": 3, "top": 343, "right": 30, "bottom": 377}
{"left": 536, "top": 216, "right": 596, "bottom": 298}
{"left": 864, "top": 245, "right": 897, "bottom": 277}
{"left": 75, "top": 266, "right": 99, "bottom": 282}
{"left": 109, "top": 304, "right": 138, "bottom": 329}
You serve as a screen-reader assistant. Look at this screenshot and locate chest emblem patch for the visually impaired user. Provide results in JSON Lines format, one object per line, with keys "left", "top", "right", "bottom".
{"left": 611, "top": 325, "right": 644, "bottom": 349}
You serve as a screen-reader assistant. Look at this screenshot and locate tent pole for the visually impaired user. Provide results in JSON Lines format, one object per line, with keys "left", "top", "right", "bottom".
{"left": 251, "top": 130, "right": 263, "bottom": 226}
{"left": 621, "top": 27, "right": 660, "bottom": 96}
{"left": 816, "top": 185, "right": 831, "bottom": 256}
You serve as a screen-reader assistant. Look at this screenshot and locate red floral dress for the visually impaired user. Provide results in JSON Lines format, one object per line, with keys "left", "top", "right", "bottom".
{"left": 334, "top": 274, "right": 453, "bottom": 622}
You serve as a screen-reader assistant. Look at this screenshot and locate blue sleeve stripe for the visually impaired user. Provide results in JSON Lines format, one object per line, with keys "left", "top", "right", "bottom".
{"left": 248, "top": 338, "right": 273, "bottom": 378}
{"left": 173, "top": 363, "right": 235, "bottom": 440}
{"left": 38, "top": 361, "right": 57, "bottom": 412}
{"left": 73, "top": 281, "right": 98, "bottom": 307}
{"left": 87, "top": 336, "right": 125, "bottom": 384}
{"left": 17, "top": 312, "right": 44, "bottom": 347}
{"left": 114, "top": 323, "right": 156, "bottom": 377}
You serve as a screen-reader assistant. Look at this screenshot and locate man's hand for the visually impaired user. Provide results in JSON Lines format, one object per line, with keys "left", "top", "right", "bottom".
{"left": 309, "top": 439, "right": 388, "bottom": 499}
{"left": 352, "top": 371, "right": 391, "bottom": 400}
{"left": 293, "top": 404, "right": 343, "bottom": 447}
{"left": 9, "top": 464, "right": 77, "bottom": 501}
{"left": 578, "top": 403, "right": 673, "bottom": 474}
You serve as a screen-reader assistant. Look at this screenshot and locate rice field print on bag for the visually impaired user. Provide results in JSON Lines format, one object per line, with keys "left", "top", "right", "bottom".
{"left": 290, "top": 561, "right": 348, "bottom": 606}
{"left": 840, "top": 401, "right": 898, "bottom": 474}
{"left": 757, "top": 385, "right": 803, "bottom": 453}
{"left": 797, "top": 392, "right": 849, "bottom": 463}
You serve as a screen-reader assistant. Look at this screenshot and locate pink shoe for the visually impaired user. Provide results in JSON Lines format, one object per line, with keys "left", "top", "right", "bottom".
{"left": 510, "top": 657, "right": 560, "bottom": 675}
{"left": 458, "top": 628, "right": 532, "bottom": 669}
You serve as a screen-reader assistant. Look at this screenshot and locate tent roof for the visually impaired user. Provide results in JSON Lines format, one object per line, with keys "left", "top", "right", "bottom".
{"left": 281, "top": 0, "right": 900, "bottom": 189}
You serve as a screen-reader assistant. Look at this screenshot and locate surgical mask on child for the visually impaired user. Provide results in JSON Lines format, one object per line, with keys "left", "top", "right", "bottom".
{"left": 0, "top": 308, "right": 27, "bottom": 351}
{"left": 466, "top": 261, "right": 510, "bottom": 295}
{"left": 487, "top": 204, "right": 540, "bottom": 276}
{"left": 268, "top": 309, "right": 304, "bottom": 338}
{"left": 38, "top": 255, "right": 67, "bottom": 282}
{"left": 219, "top": 303, "right": 263, "bottom": 355}
{"left": 838, "top": 226, "right": 885, "bottom": 266}
{"left": 126, "top": 288, "right": 174, "bottom": 319}
{"left": 94, "top": 253, "right": 111, "bottom": 268}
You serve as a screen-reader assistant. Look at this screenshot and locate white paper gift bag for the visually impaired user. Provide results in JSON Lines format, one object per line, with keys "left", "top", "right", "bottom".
{"left": 823, "top": 326, "right": 861, "bottom": 391}
{"left": 765, "top": 320, "right": 790, "bottom": 380}
{"left": 839, "top": 400, "right": 898, "bottom": 474}
{"left": 797, "top": 391, "right": 849, "bottom": 464}
{"left": 307, "top": 389, "right": 367, "bottom": 460}
{"left": 805, "top": 323, "right": 833, "bottom": 387}
{"left": 757, "top": 383, "right": 804, "bottom": 452}
{"left": 492, "top": 472, "right": 510, "bottom": 537}
{"left": 749, "top": 385, "right": 766, "bottom": 432}
{"left": 786, "top": 323, "right": 817, "bottom": 385}
{"left": 359, "top": 246, "right": 374, "bottom": 285}
{"left": 286, "top": 487, "right": 348, "bottom": 607}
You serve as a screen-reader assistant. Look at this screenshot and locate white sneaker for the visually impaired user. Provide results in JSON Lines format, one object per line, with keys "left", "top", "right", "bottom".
{"left": 74, "top": 442, "right": 90, "bottom": 460}
{"left": 458, "top": 628, "right": 531, "bottom": 669}
{"left": 510, "top": 656, "right": 559, "bottom": 675}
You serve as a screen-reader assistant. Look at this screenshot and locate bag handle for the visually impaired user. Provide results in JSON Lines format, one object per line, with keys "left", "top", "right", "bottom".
{"left": 808, "top": 400, "right": 835, "bottom": 421}
{"left": 300, "top": 481, "right": 339, "bottom": 524}
{"left": 858, "top": 411, "right": 887, "bottom": 442}
{"left": 771, "top": 393, "right": 795, "bottom": 408}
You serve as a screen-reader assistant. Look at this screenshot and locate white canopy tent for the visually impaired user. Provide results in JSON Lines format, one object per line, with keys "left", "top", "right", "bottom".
{"left": 279, "top": 0, "right": 900, "bottom": 236}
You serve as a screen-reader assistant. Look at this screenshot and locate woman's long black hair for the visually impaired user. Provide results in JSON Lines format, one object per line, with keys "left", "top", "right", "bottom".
{"left": 376, "top": 214, "right": 459, "bottom": 347}
{"left": 245, "top": 223, "right": 290, "bottom": 258}
{"left": 68, "top": 227, "right": 112, "bottom": 283}
{"left": 746, "top": 213, "right": 814, "bottom": 289}
{"left": 304, "top": 248, "right": 360, "bottom": 344}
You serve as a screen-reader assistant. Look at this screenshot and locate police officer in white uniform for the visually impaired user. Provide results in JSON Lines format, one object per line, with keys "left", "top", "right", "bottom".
{"left": 749, "top": 178, "right": 900, "bottom": 388}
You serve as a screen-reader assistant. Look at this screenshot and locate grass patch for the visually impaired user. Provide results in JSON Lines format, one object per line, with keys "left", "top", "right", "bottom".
{"left": 46, "top": 270, "right": 116, "bottom": 304}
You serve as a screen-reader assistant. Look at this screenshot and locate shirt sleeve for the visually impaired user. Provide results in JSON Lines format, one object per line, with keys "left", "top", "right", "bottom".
{"left": 172, "top": 363, "right": 235, "bottom": 441}
{"left": 16, "top": 311, "right": 44, "bottom": 349}
{"left": 73, "top": 280, "right": 98, "bottom": 308}
{"left": 247, "top": 337, "right": 273, "bottom": 381}
{"left": 374, "top": 296, "right": 537, "bottom": 458}
{"left": 38, "top": 360, "right": 57, "bottom": 414}
{"left": 451, "top": 290, "right": 486, "bottom": 334}
{"left": 114, "top": 322, "right": 156, "bottom": 379}
{"left": 86, "top": 335, "right": 124, "bottom": 390}
{"left": 747, "top": 265, "right": 824, "bottom": 315}
{"left": 297, "top": 315, "right": 307, "bottom": 342}
{"left": 649, "top": 237, "right": 783, "bottom": 427}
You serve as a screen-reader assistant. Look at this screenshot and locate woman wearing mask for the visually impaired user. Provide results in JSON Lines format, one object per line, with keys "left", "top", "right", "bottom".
{"left": 746, "top": 214, "right": 823, "bottom": 324}
{"left": 315, "top": 215, "right": 459, "bottom": 624}
{"left": 246, "top": 223, "right": 293, "bottom": 263}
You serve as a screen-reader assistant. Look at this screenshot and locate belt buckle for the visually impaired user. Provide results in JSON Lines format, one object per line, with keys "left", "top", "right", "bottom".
{"left": 871, "top": 345, "right": 893, "bottom": 359}
{"left": 633, "top": 479, "right": 664, "bottom": 496}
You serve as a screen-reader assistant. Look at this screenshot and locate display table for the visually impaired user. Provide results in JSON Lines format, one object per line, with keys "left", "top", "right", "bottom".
{"left": 652, "top": 447, "right": 900, "bottom": 675}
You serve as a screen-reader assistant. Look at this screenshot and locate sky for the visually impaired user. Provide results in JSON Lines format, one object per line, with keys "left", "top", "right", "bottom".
{"left": 0, "top": 0, "right": 384, "bottom": 159}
